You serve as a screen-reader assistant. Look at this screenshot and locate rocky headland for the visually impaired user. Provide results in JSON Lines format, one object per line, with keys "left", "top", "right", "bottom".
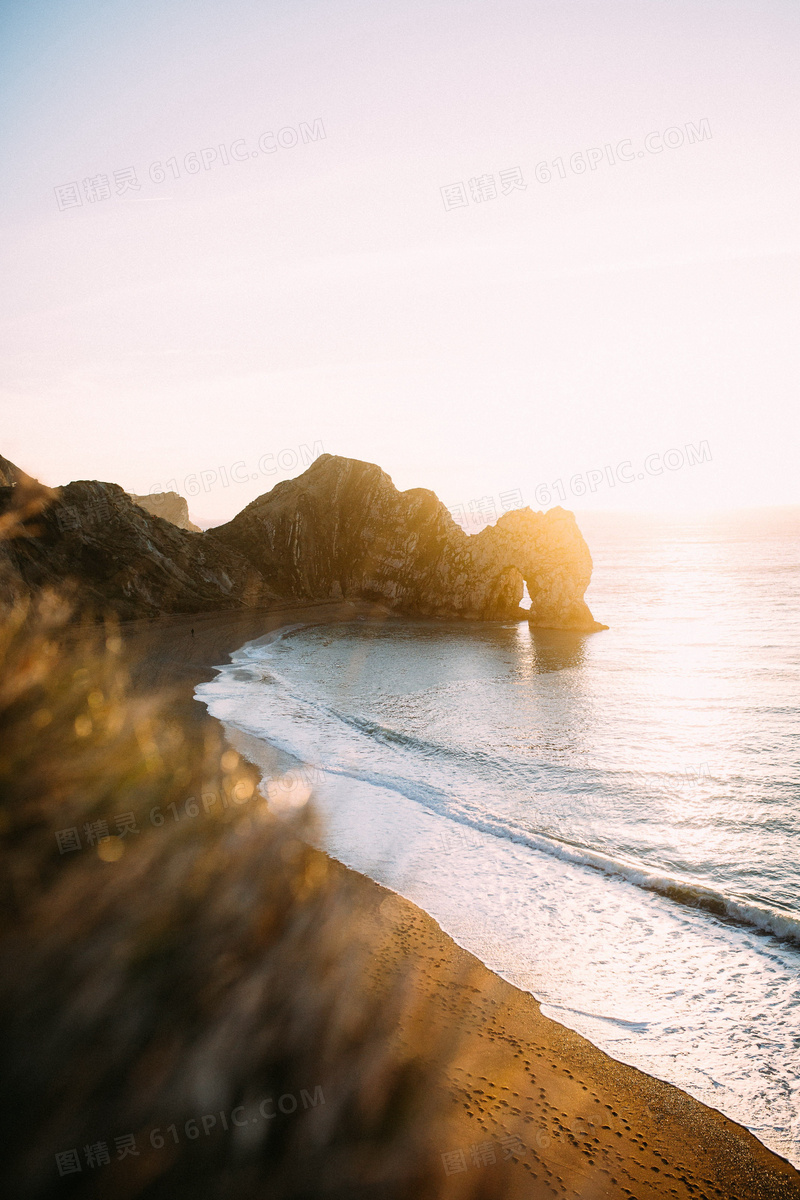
{"left": 213, "top": 454, "right": 605, "bottom": 629}
{"left": 129, "top": 490, "right": 202, "bottom": 532}
{"left": 0, "top": 452, "right": 605, "bottom": 630}
{"left": 0, "top": 471, "right": 279, "bottom": 619}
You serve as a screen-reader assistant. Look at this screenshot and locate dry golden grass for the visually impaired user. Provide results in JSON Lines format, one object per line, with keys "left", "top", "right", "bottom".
{"left": 0, "top": 487, "right": 507, "bottom": 1199}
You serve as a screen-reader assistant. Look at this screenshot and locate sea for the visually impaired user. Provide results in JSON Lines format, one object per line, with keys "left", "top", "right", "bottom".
{"left": 195, "top": 508, "right": 800, "bottom": 1168}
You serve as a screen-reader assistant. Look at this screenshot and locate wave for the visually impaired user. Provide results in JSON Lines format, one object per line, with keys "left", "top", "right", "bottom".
{"left": 202, "top": 627, "right": 800, "bottom": 952}
{"left": 442, "top": 810, "right": 800, "bottom": 949}
{"left": 543, "top": 1004, "right": 653, "bottom": 1032}
{"left": 313, "top": 753, "right": 800, "bottom": 950}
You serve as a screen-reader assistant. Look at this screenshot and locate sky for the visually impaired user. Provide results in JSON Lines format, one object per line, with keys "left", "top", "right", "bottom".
{"left": 0, "top": 0, "right": 798, "bottom": 526}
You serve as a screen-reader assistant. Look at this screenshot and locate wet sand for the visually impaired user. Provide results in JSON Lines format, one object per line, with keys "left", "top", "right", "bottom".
{"left": 122, "top": 604, "right": 800, "bottom": 1199}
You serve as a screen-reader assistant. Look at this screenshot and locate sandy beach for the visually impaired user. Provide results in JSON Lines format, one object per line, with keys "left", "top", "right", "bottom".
{"left": 123, "top": 604, "right": 800, "bottom": 1200}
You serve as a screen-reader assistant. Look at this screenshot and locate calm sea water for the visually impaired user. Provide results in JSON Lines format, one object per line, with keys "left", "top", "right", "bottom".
{"left": 196, "top": 508, "right": 800, "bottom": 1167}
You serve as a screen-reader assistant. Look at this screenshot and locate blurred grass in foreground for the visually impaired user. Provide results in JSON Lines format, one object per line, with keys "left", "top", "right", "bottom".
{"left": 0, "top": 481, "right": 507, "bottom": 1200}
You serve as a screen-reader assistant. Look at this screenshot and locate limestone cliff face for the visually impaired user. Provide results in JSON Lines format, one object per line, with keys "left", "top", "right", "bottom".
{"left": 0, "top": 454, "right": 21, "bottom": 487}
{"left": 212, "top": 455, "right": 605, "bottom": 630}
{"left": 0, "top": 474, "right": 279, "bottom": 619}
{"left": 129, "top": 491, "right": 201, "bottom": 532}
{"left": 1, "top": 452, "right": 604, "bottom": 628}
{"left": 467, "top": 506, "right": 601, "bottom": 629}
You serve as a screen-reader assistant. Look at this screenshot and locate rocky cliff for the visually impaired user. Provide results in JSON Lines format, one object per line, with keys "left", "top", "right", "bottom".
{"left": 0, "top": 453, "right": 604, "bottom": 629}
{"left": 0, "top": 454, "right": 21, "bottom": 487}
{"left": 129, "top": 490, "right": 202, "bottom": 532}
{"left": 0, "top": 468, "right": 279, "bottom": 619}
{"left": 211, "top": 454, "right": 605, "bottom": 630}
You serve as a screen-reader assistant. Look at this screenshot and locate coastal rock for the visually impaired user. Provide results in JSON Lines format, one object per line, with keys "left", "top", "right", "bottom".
{"left": 0, "top": 454, "right": 22, "bottom": 487}
{"left": 0, "top": 472, "right": 279, "bottom": 619}
{"left": 0, "top": 456, "right": 57, "bottom": 609}
{"left": 468, "top": 505, "right": 602, "bottom": 629}
{"left": 129, "top": 490, "right": 202, "bottom": 532}
{"left": 211, "top": 454, "right": 605, "bottom": 630}
{"left": 0, "top": 452, "right": 604, "bottom": 629}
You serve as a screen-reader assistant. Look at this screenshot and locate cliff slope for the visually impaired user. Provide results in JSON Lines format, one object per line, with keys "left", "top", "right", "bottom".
{"left": 0, "top": 471, "right": 279, "bottom": 619}
{"left": 211, "top": 454, "right": 604, "bottom": 630}
{"left": 1, "top": 453, "right": 604, "bottom": 629}
{"left": 0, "top": 454, "right": 22, "bottom": 487}
{"left": 129, "top": 490, "right": 202, "bottom": 532}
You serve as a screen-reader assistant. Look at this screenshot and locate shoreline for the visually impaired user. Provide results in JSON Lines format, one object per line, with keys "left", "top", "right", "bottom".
{"left": 122, "top": 604, "right": 800, "bottom": 1198}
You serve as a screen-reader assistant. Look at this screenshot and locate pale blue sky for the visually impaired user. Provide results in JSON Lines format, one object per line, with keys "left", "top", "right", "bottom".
{"left": 1, "top": 0, "right": 798, "bottom": 522}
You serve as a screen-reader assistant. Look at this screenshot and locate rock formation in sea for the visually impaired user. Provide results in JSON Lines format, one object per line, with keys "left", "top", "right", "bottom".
{"left": 129, "top": 490, "right": 202, "bottom": 532}
{"left": 0, "top": 452, "right": 604, "bottom": 629}
{"left": 211, "top": 454, "right": 605, "bottom": 630}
